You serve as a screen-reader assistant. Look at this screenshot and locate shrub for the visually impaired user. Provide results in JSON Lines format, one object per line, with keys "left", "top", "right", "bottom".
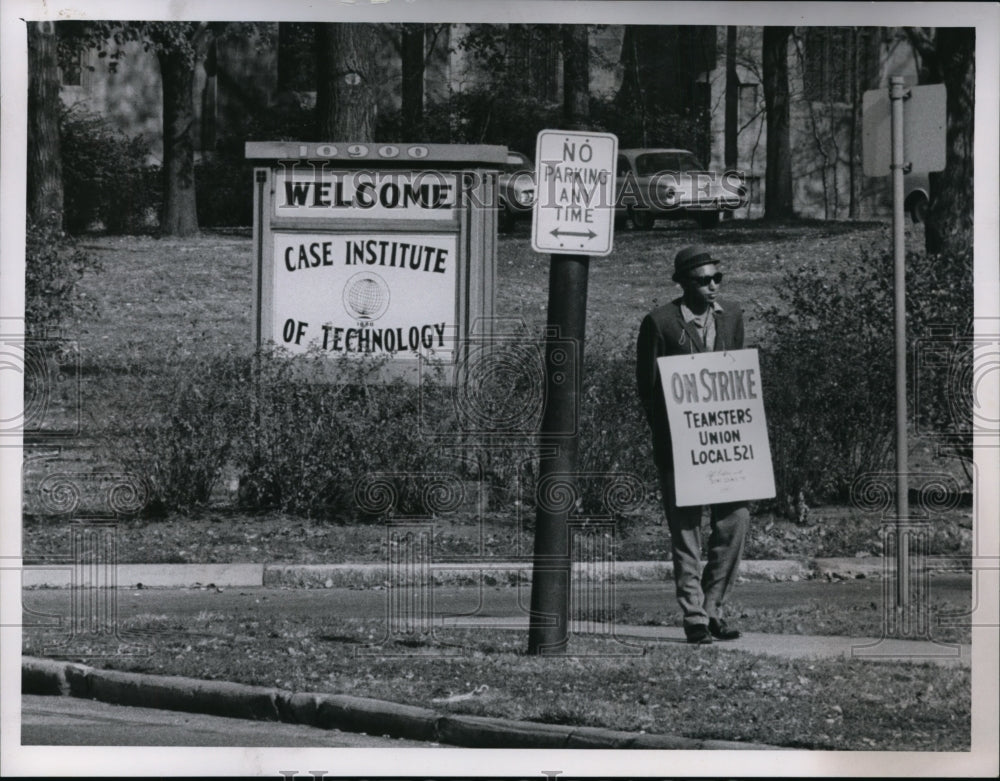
{"left": 577, "top": 336, "right": 657, "bottom": 522}
{"left": 197, "top": 101, "right": 314, "bottom": 228}
{"left": 440, "top": 332, "right": 656, "bottom": 525}
{"left": 590, "top": 96, "right": 712, "bottom": 162}
{"left": 96, "top": 347, "right": 252, "bottom": 515}
{"left": 195, "top": 155, "right": 253, "bottom": 228}
{"left": 238, "top": 348, "right": 471, "bottom": 519}
{"left": 906, "top": 246, "right": 974, "bottom": 467}
{"left": 99, "top": 345, "right": 460, "bottom": 519}
{"left": 378, "top": 88, "right": 560, "bottom": 155}
{"left": 759, "top": 244, "right": 973, "bottom": 509}
{"left": 60, "top": 106, "right": 158, "bottom": 234}
{"left": 24, "top": 218, "right": 101, "bottom": 334}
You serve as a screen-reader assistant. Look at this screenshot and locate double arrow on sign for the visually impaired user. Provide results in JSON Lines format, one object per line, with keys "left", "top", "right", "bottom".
{"left": 549, "top": 227, "right": 597, "bottom": 239}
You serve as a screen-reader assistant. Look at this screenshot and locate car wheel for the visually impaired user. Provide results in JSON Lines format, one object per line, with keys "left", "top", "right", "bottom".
{"left": 629, "top": 207, "right": 655, "bottom": 230}
{"left": 498, "top": 204, "right": 515, "bottom": 233}
{"left": 908, "top": 194, "right": 929, "bottom": 224}
{"left": 695, "top": 211, "right": 720, "bottom": 229}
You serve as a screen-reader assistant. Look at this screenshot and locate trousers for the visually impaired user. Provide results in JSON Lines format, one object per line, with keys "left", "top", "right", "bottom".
{"left": 658, "top": 466, "right": 750, "bottom": 628}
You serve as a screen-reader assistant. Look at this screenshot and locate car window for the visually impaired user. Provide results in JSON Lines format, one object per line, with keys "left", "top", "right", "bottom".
{"left": 675, "top": 152, "right": 704, "bottom": 171}
{"left": 634, "top": 153, "right": 679, "bottom": 176}
{"left": 505, "top": 152, "right": 531, "bottom": 172}
{"left": 617, "top": 155, "right": 632, "bottom": 175}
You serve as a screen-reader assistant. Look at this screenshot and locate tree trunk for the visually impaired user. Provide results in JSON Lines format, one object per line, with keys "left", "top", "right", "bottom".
{"left": 561, "top": 25, "right": 590, "bottom": 130}
{"left": 615, "top": 25, "right": 714, "bottom": 150}
{"left": 923, "top": 28, "right": 974, "bottom": 257}
{"left": 27, "top": 21, "right": 64, "bottom": 230}
{"left": 762, "top": 26, "right": 794, "bottom": 220}
{"left": 315, "top": 23, "right": 377, "bottom": 141}
{"left": 725, "top": 26, "right": 738, "bottom": 170}
{"left": 400, "top": 24, "right": 425, "bottom": 137}
{"left": 157, "top": 49, "right": 199, "bottom": 236}
{"left": 615, "top": 26, "right": 679, "bottom": 147}
{"left": 615, "top": 26, "right": 647, "bottom": 146}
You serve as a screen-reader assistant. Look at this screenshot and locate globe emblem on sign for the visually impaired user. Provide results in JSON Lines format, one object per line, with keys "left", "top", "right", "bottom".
{"left": 343, "top": 272, "right": 390, "bottom": 321}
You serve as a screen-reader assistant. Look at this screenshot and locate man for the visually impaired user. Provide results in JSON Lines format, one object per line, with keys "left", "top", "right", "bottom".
{"left": 636, "top": 245, "right": 750, "bottom": 645}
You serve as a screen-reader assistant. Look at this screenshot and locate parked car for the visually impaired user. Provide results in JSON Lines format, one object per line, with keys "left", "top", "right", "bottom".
{"left": 497, "top": 150, "right": 536, "bottom": 232}
{"left": 615, "top": 148, "right": 746, "bottom": 229}
{"left": 879, "top": 172, "right": 931, "bottom": 222}
{"left": 905, "top": 171, "right": 930, "bottom": 223}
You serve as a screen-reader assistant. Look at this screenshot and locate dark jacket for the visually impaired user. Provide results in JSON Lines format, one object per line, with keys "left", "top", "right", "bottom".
{"left": 636, "top": 295, "right": 745, "bottom": 468}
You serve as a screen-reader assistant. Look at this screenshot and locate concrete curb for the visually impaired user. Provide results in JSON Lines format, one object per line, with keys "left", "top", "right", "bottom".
{"left": 22, "top": 558, "right": 833, "bottom": 589}
{"left": 811, "top": 557, "right": 886, "bottom": 580}
{"left": 261, "top": 559, "right": 815, "bottom": 589}
{"left": 21, "top": 657, "right": 782, "bottom": 750}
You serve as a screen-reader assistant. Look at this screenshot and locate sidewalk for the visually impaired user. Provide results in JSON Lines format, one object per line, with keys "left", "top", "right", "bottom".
{"left": 21, "top": 556, "right": 894, "bottom": 589}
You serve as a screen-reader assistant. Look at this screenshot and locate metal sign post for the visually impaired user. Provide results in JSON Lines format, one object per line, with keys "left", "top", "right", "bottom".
{"left": 527, "top": 253, "right": 589, "bottom": 655}
{"left": 862, "top": 79, "right": 946, "bottom": 612}
{"left": 527, "top": 130, "right": 617, "bottom": 655}
{"left": 889, "top": 76, "right": 910, "bottom": 609}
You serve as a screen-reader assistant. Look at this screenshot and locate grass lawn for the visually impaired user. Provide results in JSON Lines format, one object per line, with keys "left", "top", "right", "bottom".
{"left": 65, "top": 218, "right": 899, "bottom": 365}
{"left": 22, "top": 218, "right": 973, "bottom": 560}
{"left": 23, "top": 612, "right": 969, "bottom": 751}
{"left": 21, "top": 503, "right": 973, "bottom": 564}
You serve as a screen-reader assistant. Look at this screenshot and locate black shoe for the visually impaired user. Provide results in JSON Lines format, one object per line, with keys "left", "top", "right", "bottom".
{"left": 708, "top": 618, "right": 741, "bottom": 641}
{"left": 685, "top": 624, "right": 713, "bottom": 645}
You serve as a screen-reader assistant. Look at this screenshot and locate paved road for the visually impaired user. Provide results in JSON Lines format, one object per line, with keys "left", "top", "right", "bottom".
{"left": 21, "top": 573, "right": 972, "bottom": 625}
{"left": 19, "top": 694, "right": 441, "bottom": 747}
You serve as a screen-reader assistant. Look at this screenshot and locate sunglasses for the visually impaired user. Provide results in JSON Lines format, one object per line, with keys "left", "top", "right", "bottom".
{"left": 689, "top": 272, "right": 724, "bottom": 287}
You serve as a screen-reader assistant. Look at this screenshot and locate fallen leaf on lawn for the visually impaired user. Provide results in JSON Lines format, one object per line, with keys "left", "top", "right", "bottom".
{"left": 431, "top": 684, "right": 489, "bottom": 704}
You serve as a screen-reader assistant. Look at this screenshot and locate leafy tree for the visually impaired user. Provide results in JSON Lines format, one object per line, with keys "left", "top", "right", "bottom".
{"left": 561, "top": 25, "right": 590, "bottom": 130}
{"left": 400, "top": 23, "right": 426, "bottom": 137}
{"left": 56, "top": 21, "right": 209, "bottom": 236}
{"left": 151, "top": 23, "right": 213, "bottom": 236}
{"left": 56, "top": 21, "right": 271, "bottom": 236}
{"left": 613, "top": 25, "right": 714, "bottom": 156}
{"left": 724, "top": 26, "right": 739, "bottom": 170}
{"left": 277, "top": 22, "right": 315, "bottom": 93}
{"left": 59, "top": 105, "right": 155, "bottom": 234}
{"left": 790, "top": 27, "right": 882, "bottom": 220}
{"left": 27, "top": 21, "right": 64, "bottom": 230}
{"left": 905, "top": 27, "right": 974, "bottom": 257}
{"left": 25, "top": 219, "right": 101, "bottom": 334}
{"left": 762, "top": 26, "right": 793, "bottom": 219}
{"left": 447, "top": 24, "right": 562, "bottom": 150}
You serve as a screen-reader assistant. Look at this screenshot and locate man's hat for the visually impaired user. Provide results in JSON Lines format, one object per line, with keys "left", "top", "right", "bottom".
{"left": 672, "top": 245, "right": 716, "bottom": 283}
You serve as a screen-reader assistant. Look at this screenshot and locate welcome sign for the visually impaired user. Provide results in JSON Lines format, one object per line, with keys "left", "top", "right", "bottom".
{"left": 657, "top": 349, "right": 776, "bottom": 506}
{"left": 247, "top": 142, "right": 507, "bottom": 377}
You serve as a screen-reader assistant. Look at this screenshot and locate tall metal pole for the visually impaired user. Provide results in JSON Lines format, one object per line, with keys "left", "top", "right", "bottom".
{"left": 890, "top": 76, "right": 910, "bottom": 609}
{"left": 528, "top": 254, "right": 589, "bottom": 654}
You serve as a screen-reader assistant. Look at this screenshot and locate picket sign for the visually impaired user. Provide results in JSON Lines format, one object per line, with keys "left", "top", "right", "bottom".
{"left": 658, "top": 348, "right": 776, "bottom": 507}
